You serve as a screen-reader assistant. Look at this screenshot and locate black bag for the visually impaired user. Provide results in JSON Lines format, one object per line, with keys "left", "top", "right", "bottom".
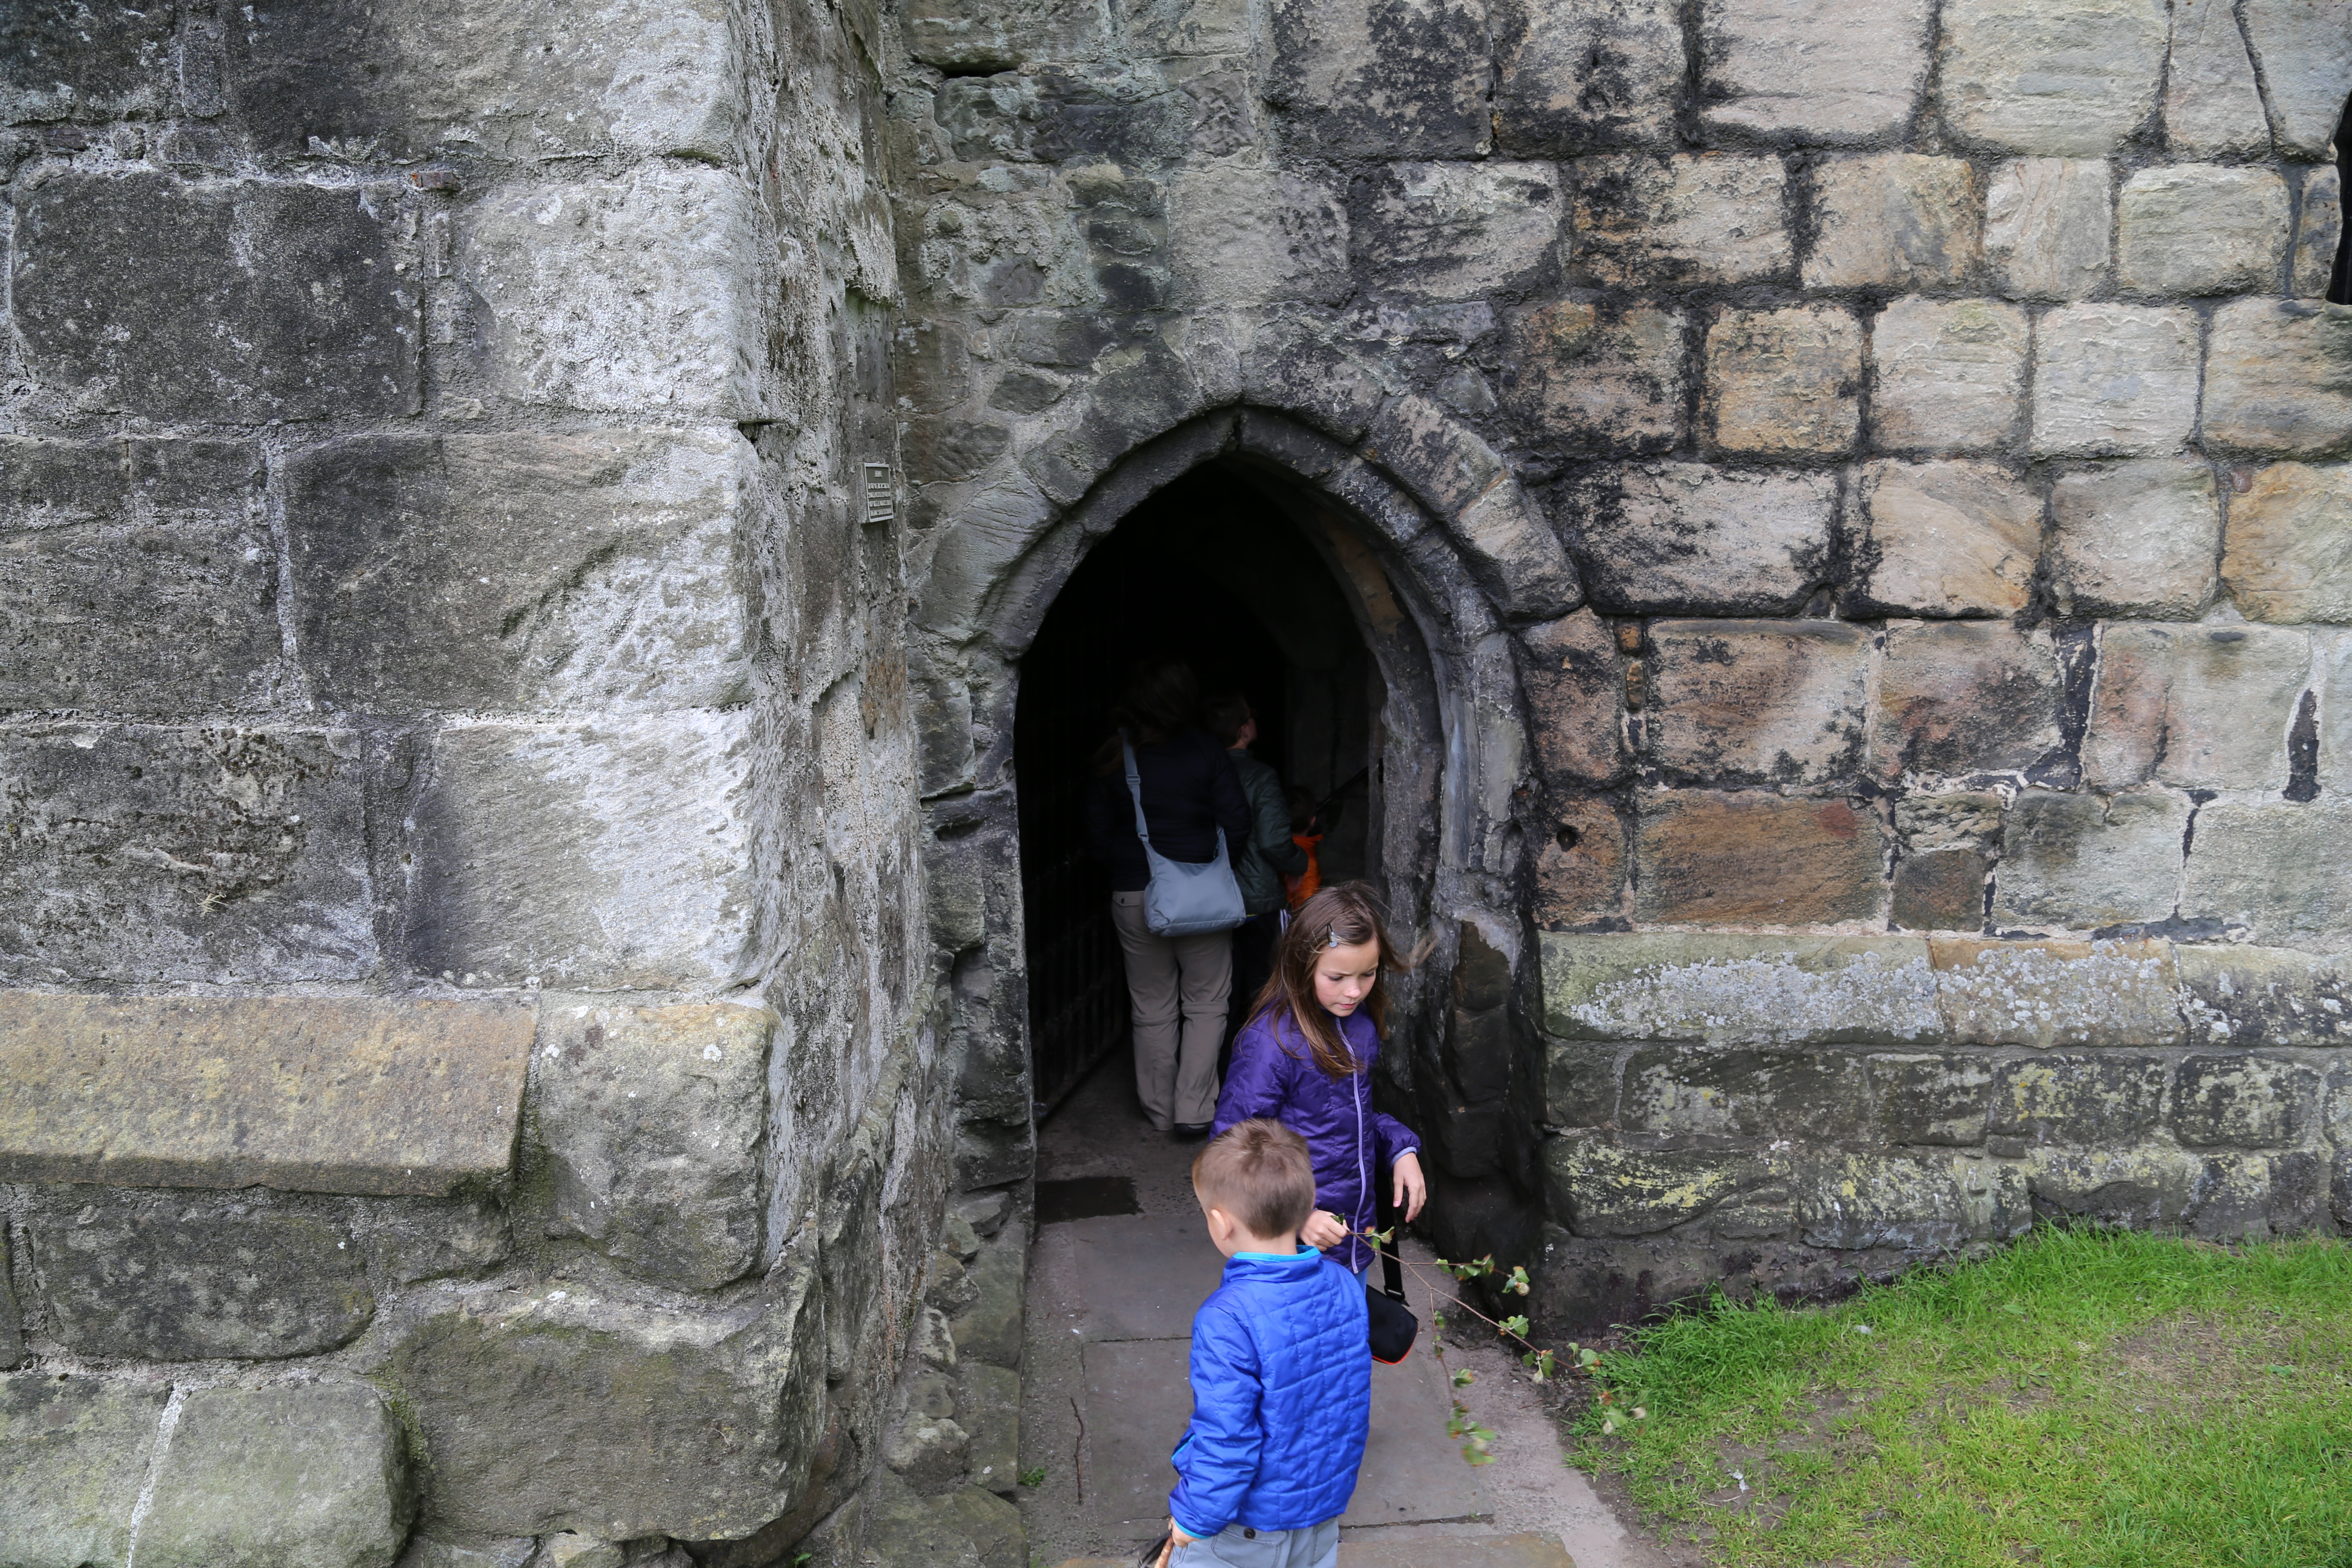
{"left": 1366, "top": 1182, "right": 1418, "bottom": 1365}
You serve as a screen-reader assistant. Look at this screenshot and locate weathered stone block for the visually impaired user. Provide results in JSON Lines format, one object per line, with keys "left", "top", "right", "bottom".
{"left": 949, "top": 1219, "right": 1027, "bottom": 1369}
{"left": 1868, "top": 297, "right": 2029, "bottom": 453}
{"left": 1569, "top": 156, "right": 1791, "bottom": 287}
{"left": 2221, "top": 463, "right": 2352, "bottom": 622}
{"left": 1893, "top": 848, "right": 1991, "bottom": 932}
{"left": 1364, "top": 395, "right": 1505, "bottom": 518}
{"left": 1797, "top": 1153, "right": 1976, "bottom": 1250}
{"left": 2172, "top": 1054, "right": 2321, "bottom": 1148}
{"left": 2177, "top": 945, "right": 2352, "bottom": 1045}
{"left": 959, "top": 1362, "right": 1022, "bottom": 1495}
{"left": 0, "top": 726, "right": 374, "bottom": 985}
{"left": 12, "top": 172, "right": 419, "bottom": 420}
{"left": 0, "top": 2, "right": 175, "bottom": 122}
{"left": 1868, "top": 1054, "right": 1996, "bottom": 1144}
{"left": 2202, "top": 299, "right": 2352, "bottom": 456}
{"left": 405, "top": 713, "right": 759, "bottom": 989}
{"left": 1939, "top": 0, "right": 2166, "bottom": 155}
{"left": 1803, "top": 155, "right": 1980, "bottom": 290}
{"left": 377, "top": 1272, "right": 824, "bottom": 1540}
{"left": 2325, "top": 629, "right": 2352, "bottom": 790}
{"left": 2032, "top": 304, "right": 2200, "bottom": 456}
{"left": 2046, "top": 458, "right": 2220, "bottom": 618}
{"left": 1634, "top": 795, "right": 1890, "bottom": 928}
{"left": 1698, "top": 0, "right": 1931, "bottom": 142}
{"left": 1501, "top": 299, "right": 1684, "bottom": 453}
{"left": 1703, "top": 306, "right": 1862, "bottom": 457}
{"left": 1356, "top": 162, "right": 1560, "bottom": 302}
{"left": 886, "top": 1413, "right": 972, "bottom": 1496}
{"left": 2083, "top": 623, "right": 2310, "bottom": 791}
{"left": 1169, "top": 166, "right": 1349, "bottom": 307}
{"left": 1573, "top": 465, "right": 1836, "bottom": 615}
{"left": 456, "top": 165, "right": 766, "bottom": 418}
{"left": 1873, "top": 622, "right": 2064, "bottom": 784}
{"left": 1931, "top": 938, "right": 2184, "bottom": 1048}
{"left": 135, "top": 1384, "right": 410, "bottom": 1568}
{"left": 2164, "top": 0, "right": 2269, "bottom": 155}
{"left": 2180, "top": 799, "right": 2352, "bottom": 946}
{"left": 0, "top": 1373, "right": 167, "bottom": 1568}
{"left": 1993, "top": 1054, "right": 2171, "bottom": 1143}
{"left": 907, "top": 0, "right": 1104, "bottom": 68}
{"left": 1992, "top": 790, "right": 2190, "bottom": 929}
{"left": 1984, "top": 158, "right": 2112, "bottom": 298}
{"left": 1848, "top": 460, "right": 2040, "bottom": 619}
{"left": 2027, "top": 1145, "right": 2203, "bottom": 1224}
{"left": 1620, "top": 1047, "right": 1869, "bottom": 1144}
{"left": 1451, "top": 478, "right": 1584, "bottom": 621}
{"left": 534, "top": 999, "right": 773, "bottom": 1290}
{"left": 0, "top": 993, "right": 532, "bottom": 1196}
{"left": 1547, "top": 1137, "right": 1784, "bottom": 1237}
{"left": 1542, "top": 932, "right": 1938, "bottom": 1044}
{"left": 371, "top": 1198, "right": 513, "bottom": 1287}
{"left": 1536, "top": 799, "right": 1629, "bottom": 926}
{"left": 2293, "top": 167, "right": 2343, "bottom": 299}
{"left": 2242, "top": 0, "right": 2352, "bottom": 158}
{"left": 854, "top": 1473, "right": 1024, "bottom": 1568}
{"left": 1268, "top": 0, "right": 1489, "bottom": 157}
{"left": 1645, "top": 620, "right": 1868, "bottom": 785}
{"left": 2116, "top": 165, "right": 2290, "bottom": 295}
{"left": 1494, "top": 0, "right": 1681, "bottom": 152}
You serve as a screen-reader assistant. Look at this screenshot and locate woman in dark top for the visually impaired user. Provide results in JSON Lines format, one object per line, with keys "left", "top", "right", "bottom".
{"left": 1083, "top": 659, "right": 1252, "bottom": 1134}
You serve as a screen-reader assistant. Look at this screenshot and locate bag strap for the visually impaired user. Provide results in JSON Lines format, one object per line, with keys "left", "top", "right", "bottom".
{"left": 1375, "top": 1158, "right": 1406, "bottom": 1302}
{"left": 1120, "top": 732, "right": 1153, "bottom": 848}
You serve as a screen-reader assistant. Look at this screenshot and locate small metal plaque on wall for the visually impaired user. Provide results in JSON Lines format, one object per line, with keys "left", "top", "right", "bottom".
{"left": 863, "top": 464, "right": 895, "bottom": 524}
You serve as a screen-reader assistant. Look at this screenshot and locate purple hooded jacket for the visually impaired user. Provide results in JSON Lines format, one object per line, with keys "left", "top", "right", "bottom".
{"left": 1212, "top": 1007, "right": 1419, "bottom": 1274}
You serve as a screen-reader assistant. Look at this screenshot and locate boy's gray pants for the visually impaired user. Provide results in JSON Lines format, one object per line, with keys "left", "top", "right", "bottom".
{"left": 1171, "top": 1519, "right": 1339, "bottom": 1568}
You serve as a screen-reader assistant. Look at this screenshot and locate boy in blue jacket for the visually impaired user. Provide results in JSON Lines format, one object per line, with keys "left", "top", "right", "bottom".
{"left": 1159, "top": 1118, "right": 1371, "bottom": 1568}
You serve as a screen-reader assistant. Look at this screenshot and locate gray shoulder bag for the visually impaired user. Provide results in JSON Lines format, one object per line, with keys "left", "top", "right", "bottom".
{"left": 1123, "top": 733, "right": 1246, "bottom": 937}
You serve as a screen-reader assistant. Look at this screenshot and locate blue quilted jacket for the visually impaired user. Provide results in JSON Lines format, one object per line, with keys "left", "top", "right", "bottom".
{"left": 1168, "top": 1249, "right": 1371, "bottom": 1538}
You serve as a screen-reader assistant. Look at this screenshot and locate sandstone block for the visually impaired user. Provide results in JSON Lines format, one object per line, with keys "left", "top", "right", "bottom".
{"left": 534, "top": 999, "right": 774, "bottom": 1290}
{"left": 959, "top": 1363, "right": 1022, "bottom": 1495}
{"left": 405, "top": 713, "right": 760, "bottom": 989}
{"left": 1540, "top": 932, "right": 1938, "bottom": 1045}
{"left": 949, "top": 1219, "right": 1027, "bottom": 1369}
{"left": 906, "top": 0, "right": 1104, "bottom": 68}
{"left": 0, "top": 438, "right": 276, "bottom": 714}
{"left": 1357, "top": 162, "right": 1561, "bottom": 302}
{"left": 0, "top": 1374, "right": 168, "bottom": 1568}
{"left": 1238, "top": 323, "right": 1391, "bottom": 444}
{"left": 1268, "top": 0, "right": 1488, "bottom": 157}
{"left": 1873, "top": 622, "right": 2064, "bottom": 784}
{"left": 2116, "top": 165, "right": 2290, "bottom": 295}
{"left": 0, "top": 726, "right": 374, "bottom": 985}
{"left": 377, "top": 1272, "right": 824, "bottom": 1540}
{"left": 2323, "top": 628, "right": 2352, "bottom": 788}
{"left": 1535, "top": 799, "right": 1628, "bottom": 925}
{"left": 1703, "top": 305, "right": 1862, "bottom": 456}
{"left": 1365, "top": 395, "right": 1507, "bottom": 517}
{"left": 1803, "top": 155, "right": 1980, "bottom": 291}
{"left": 0, "top": 1, "right": 175, "bottom": 122}
{"left": 2293, "top": 167, "right": 2342, "bottom": 299}
{"left": 1547, "top": 1138, "right": 1784, "bottom": 1237}
{"left": 885, "top": 1415, "right": 973, "bottom": 1496}
{"left": 2172, "top": 1054, "right": 2321, "bottom": 1147}
{"left": 2027, "top": 1145, "right": 2204, "bottom": 1225}
{"left": 1992, "top": 1054, "right": 2171, "bottom": 1142}
{"left": 1868, "top": 1054, "right": 1996, "bottom": 1144}
{"left": 1635, "top": 793, "right": 1889, "bottom": 927}
{"left": 12, "top": 172, "right": 418, "bottom": 420}
{"left": 1698, "top": 0, "right": 1931, "bottom": 142}
{"left": 2176, "top": 945, "right": 2352, "bottom": 1045}
{"left": 1896, "top": 790, "right": 2009, "bottom": 851}
{"left": 1796, "top": 1153, "right": 1975, "bottom": 1250}
{"left": 1868, "top": 297, "right": 2028, "bottom": 453}
{"left": 1569, "top": 155, "right": 1791, "bottom": 288}
{"left": 1992, "top": 790, "right": 2190, "bottom": 929}
{"left": 2032, "top": 304, "right": 2200, "bottom": 456}
{"left": 1169, "top": 166, "right": 1349, "bottom": 306}
{"left": 2046, "top": 458, "right": 2220, "bottom": 618}
{"left": 1984, "top": 158, "right": 2113, "bottom": 298}
{"left": 1573, "top": 465, "right": 1836, "bottom": 615}
{"left": 2083, "top": 623, "right": 2310, "bottom": 791}
{"left": 2165, "top": 0, "right": 2270, "bottom": 155}
{"left": 1930, "top": 937, "right": 2184, "bottom": 1048}
{"left": 456, "top": 165, "right": 766, "bottom": 418}
{"left": 1939, "top": 0, "right": 2166, "bottom": 156}
{"left": 22, "top": 1187, "right": 374, "bottom": 1360}
{"left": 1892, "top": 848, "right": 1992, "bottom": 931}
{"left": 1450, "top": 478, "right": 1583, "bottom": 621}
{"left": 2222, "top": 463, "right": 2352, "bottom": 622}
{"left": 0, "top": 1230, "right": 18, "bottom": 1371}
{"left": 371, "top": 1197, "right": 513, "bottom": 1287}
{"left": 2180, "top": 798, "right": 2352, "bottom": 946}
{"left": 135, "top": 1384, "right": 410, "bottom": 1568}
{"left": 854, "top": 1474, "right": 1024, "bottom": 1568}
{"left": 1501, "top": 298, "right": 1684, "bottom": 453}
{"left": 1848, "top": 460, "right": 2040, "bottom": 619}
{"left": 1645, "top": 620, "right": 1868, "bottom": 785}
{"left": 918, "top": 477, "right": 1057, "bottom": 646}
{"left": 2242, "top": 0, "right": 2352, "bottom": 158}
{"left": 1620, "top": 1046, "right": 1871, "bottom": 1144}
{"left": 2201, "top": 299, "right": 2352, "bottom": 455}
{"left": 1494, "top": 0, "right": 1680, "bottom": 151}
{"left": 0, "top": 993, "right": 532, "bottom": 1195}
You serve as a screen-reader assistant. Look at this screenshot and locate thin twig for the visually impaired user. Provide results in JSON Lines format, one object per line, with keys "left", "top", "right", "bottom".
{"left": 1071, "top": 1394, "right": 1086, "bottom": 1506}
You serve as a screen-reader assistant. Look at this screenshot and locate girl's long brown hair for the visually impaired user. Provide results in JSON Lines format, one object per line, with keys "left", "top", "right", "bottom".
{"left": 1252, "top": 882, "right": 1409, "bottom": 1079}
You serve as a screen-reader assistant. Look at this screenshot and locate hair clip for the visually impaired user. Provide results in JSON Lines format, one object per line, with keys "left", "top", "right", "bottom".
{"left": 1325, "top": 928, "right": 1343, "bottom": 948}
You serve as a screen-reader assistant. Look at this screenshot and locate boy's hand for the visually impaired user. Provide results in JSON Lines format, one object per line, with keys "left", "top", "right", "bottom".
{"left": 1300, "top": 1209, "right": 1350, "bottom": 1250}
{"left": 1392, "top": 1152, "right": 1427, "bottom": 1222}
{"left": 1157, "top": 1519, "right": 1194, "bottom": 1566}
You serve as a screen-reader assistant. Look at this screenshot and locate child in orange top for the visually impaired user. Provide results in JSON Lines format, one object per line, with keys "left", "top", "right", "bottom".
{"left": 1284, "top": 785, "right": 1323, "bottom": 911}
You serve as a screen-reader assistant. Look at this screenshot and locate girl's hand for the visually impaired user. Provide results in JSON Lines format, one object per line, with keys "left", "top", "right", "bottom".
{"left": 1392, "top": 1152, "right": 1427, "bottom": 1222}
{"left": 1300, "top": 1209, "right": 1350, "bottom": 1250}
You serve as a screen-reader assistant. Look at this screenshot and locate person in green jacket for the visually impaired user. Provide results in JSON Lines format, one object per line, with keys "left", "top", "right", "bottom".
{"left": 1202, "top": 692, "right": 1310, "bottom": 1061}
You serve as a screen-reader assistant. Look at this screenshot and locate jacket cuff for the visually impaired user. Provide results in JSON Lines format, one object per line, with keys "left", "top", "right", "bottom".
{"left": 1171, "top": 1507, "right": 1224, "bottom": 1542}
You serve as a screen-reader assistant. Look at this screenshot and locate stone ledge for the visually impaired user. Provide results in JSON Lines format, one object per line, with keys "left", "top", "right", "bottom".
{"left": 0, "top": 992, "right": 533, "bottom": 1196}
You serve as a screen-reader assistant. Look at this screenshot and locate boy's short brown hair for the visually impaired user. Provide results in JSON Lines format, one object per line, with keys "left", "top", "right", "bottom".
{"left": 1191, "top": 1119, "right": 1316, "bottom": 1240}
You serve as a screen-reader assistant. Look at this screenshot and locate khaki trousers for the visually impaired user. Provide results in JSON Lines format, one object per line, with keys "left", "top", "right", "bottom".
{"left": 1111, "top": 890, "right": 1232, "bottom": 1129}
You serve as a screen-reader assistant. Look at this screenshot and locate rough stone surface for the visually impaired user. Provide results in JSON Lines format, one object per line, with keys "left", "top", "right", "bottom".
{"left": 1535, "top": 798, "right": 1628, "bottom": 927}
{"left": 2047, "top": 458, "right": 2220, "bottom": 618}
{"left": 1644, "top": 620, "right": 1868, "bottom": 785}
{"left": 1357, "top": 162, "right": 1561, "bottom": 303}
{"left": 1698, "top": 0, "right": 1932, "bottom": 142}
{"left": 1939, "top": 0, "right": 2167, "bottom": 156}
{"left": 1993, "top": 790, "right": 2191, "bottom": 929}
{"left": 1516, "top": 609, "right": 1627, "bottom": 787}
{"left": 2220, "top": 463, "right": 2352, "bottom": 622}
{"left": 1868, "top": 1054, "right": 1997, "bottom": 1144}
{"left": 907, "top": 0, "right": 1104, "bottom": 68}
{"left": 1873, "top": 622, "right": 2064, "bottom": 784}
{"left": 135, "top": 1384, "right": 411, "bottom": 1568}
{"left": 1168, "top": 166, "right": 1350, "bottom": 306}
{"left": 1893, "top": 848, "right": 1992, "bottom": 931}
{"left": 1501, "top": 299, "right": 1684, "bottom": 453}
{"left": 1931, "top": 938, "right": 2182, "bottom": 1047}
{"left": 0, "top": 1374, "right": 167, "bottom": 1568}
{"left": 2180, "top": 799, "right": 2352, "bottom": 947}
{"left": 1703, "top": 305, "right": 1862, "bottom": 456}
{"left": 0, "top": 1, "right": 178, "bottom": 123}
{"left": 2083, "top": 623, "right": 2311, "bottom": 790}
{"left": 1267, "top": 0, "right": 1489, "bottom": 157}
{"left": 2242, "top": 0, "right": 2352, "bottom": 159}
{"left": 1494, "top": 0, "right": 1683, "bottom": 152}
{"left": 1848, "top": 460, "right": 2040, "bottom": 619}
{"left": 1633, "top": 794, "right": 1890, "bottom": 928}
{"left": 533, "top": 1000, "right": 775, "bottom": 1290}
{"left": 1984, "top": 158, "right": 2113, "bottom": 298}
{"left": 2164, "top": 0, "right": 2269, "bottom": 157}
{"left": 2027, "top": 1145, "right": 2205, "bottom": 1225}
{"left": 1619, "top": 1046, "right": 1870, "bottom": 1144}
{"left": 853, "top": 1473, "right": 1023, "bottom": 1568}
{"left": 2176, "top": 945, "right": 2352, "bottom": 1044}
{"left": 2171, "top": 1054, "right": 2321, "bottom": 1148}
{"left": 1546, "top": 1138, "right": 1782, "bottom": 1237}
{"left": 958, "top": 1362, "right": 1022, "bottom": 1494}
{"left": 2032, "top": 304, "right": 2201, "bottom": 456}
{"left": 1543, "top": 934, "right": 1938, "bottom": 1045}
{"left": 2201, "top": 300, "right": 2352, "bottom": 456}
{"left": 2293, "top": 167, "right": 2343, "bottom": 299}
{"left": 1572, "top": 464, "right": 1836, "bottom": 615}
{"left": 2116, "top": 165, "right": 2290, "bottom": 296}
{"left": 1570, "top": 156, "right": 1792, "bottom": 287}
{"left": 1803, "top": 156, "right": 1980, "bottom": 290}
{"left": 1990, "top": 1054, "right": 2171, "bottom": 1144}
{"left": 0, "top": 992, "right": 532, "bottom": 1195}
{"left": 1868, "top": 297, "right": 2029, "bottom": 453}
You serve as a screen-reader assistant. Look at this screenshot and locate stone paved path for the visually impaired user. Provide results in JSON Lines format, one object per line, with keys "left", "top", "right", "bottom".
{"left": 1019, "top": 1049, "right": 1662, "bottom": 1568}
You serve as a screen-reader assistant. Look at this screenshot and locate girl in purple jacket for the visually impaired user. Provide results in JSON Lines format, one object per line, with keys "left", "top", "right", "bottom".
{"left": 1210, "top": 884, "right": 1427, "bottom": 1277}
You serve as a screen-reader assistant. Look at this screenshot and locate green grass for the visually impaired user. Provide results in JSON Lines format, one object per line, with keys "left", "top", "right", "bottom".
{"left": 1573, "top": 1228, "right": 2352, "bottom": 1568}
